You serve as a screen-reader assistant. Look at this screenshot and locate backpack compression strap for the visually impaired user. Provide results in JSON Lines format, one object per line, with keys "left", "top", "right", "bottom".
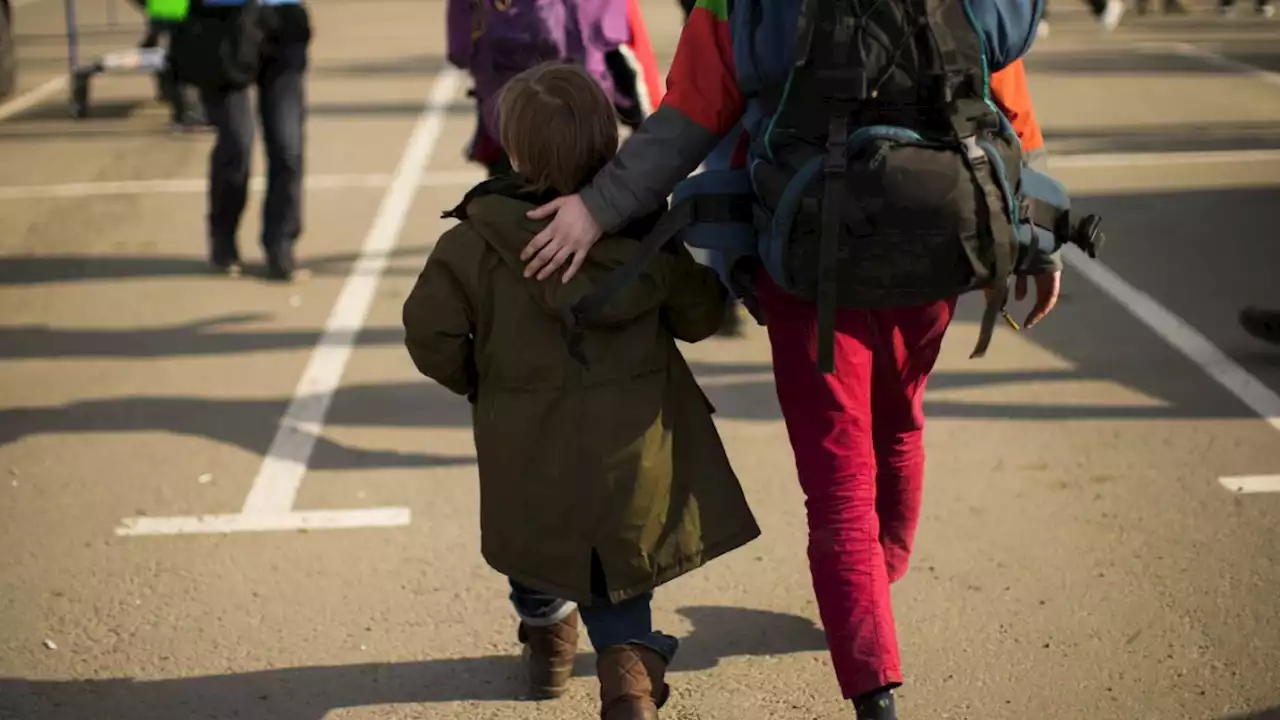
{"left": 928, "top": 0, "right": 1021, "bottom": 359}
{"left": 799, "top": 0, "right": 851, "bottom": 375}
{"left": 561, "top": 194, "right": 750, "bottom": 369}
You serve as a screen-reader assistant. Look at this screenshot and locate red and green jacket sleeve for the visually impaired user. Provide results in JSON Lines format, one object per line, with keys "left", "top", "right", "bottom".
{"left": 581, "top": 0, "right": 747, "bottom": 232}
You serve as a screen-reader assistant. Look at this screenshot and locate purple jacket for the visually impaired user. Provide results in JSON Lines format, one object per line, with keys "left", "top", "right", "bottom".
{"left": 448, "top": 0, "right": 631, "bottom": 143}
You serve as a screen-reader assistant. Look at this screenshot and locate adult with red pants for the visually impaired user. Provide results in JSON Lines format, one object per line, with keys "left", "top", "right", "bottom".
{"left": 518, "top": 0, "right": 1060, "bottom": 716}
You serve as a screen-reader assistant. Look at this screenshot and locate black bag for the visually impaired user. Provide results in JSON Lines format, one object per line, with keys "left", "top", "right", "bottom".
{"left": 170, "top": 0, "right": 264, "bottom": 90}
{"left": 561, "top": 0, "right": 1106, "bottom": 375}
{"left": 745, "top": 0, "right": 1024, "bottom": 370}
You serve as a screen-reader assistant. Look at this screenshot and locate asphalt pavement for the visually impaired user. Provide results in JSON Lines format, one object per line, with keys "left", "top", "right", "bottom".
{"left": 0, "top": 1, "right": 1278, "bottom": 718}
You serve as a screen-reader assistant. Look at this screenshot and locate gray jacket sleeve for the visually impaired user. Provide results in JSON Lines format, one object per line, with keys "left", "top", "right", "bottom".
{"left": 581, "top": 106, "right": 723, "bottom": 233}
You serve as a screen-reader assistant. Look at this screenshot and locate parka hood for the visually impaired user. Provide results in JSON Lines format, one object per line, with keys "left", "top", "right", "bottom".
{"left": 443, "top": 175, "right": 676, "bottom": 327}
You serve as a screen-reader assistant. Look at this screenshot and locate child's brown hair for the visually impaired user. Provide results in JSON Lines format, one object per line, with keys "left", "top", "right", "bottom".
{"left": 498, "top": 61, "right": 619, "bottom": 195}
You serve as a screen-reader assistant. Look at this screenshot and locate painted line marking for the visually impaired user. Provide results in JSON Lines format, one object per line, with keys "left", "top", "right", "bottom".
{"left": 116, "top": 508, "right": 413, "bottom": 536}
{"left": 0, "top": 77, "right": 69, "bottom": 124}
{"left": 1149, "top": 41, "right": 1280, "bottom": 91}
{"left": 239, "top": 68, "right": 460, "bottom": 515}
{"left": 1063, "top": 248, "right": 1280, "bottom": 435}
{"left": 11, "top": 149, "right": 1280, "bottom": 202}
{"left": 115, "top": 68, "right": 463, "bottom": 536}
{"left": 1063, "top": 247, "right": 1280, "bottom": 494}
{"left": 1218, "top": 475, "right": 1280, "bottom": 494}
{"left": 0, "top": 170, "right": 484, "bottom": 201}
{"left": 1049, "top": 149, "right": 1280, "bottom": 170}
{"left": 1118, "top": 39, "right": 1280, "bottom": 494}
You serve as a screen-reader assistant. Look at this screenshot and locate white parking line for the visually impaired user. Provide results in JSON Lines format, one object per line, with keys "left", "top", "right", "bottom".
{"left": 1063, "top": 248, "right": 1280, "bottom": 493}
{"left": 1158, "top": 41, "right": 1280, "bottom": 91}
{"left": 1219, "top": 475, "right": 1280, "bottom": 494}
{"left": 1049, "top": 149, "right": 1280, "bottom": 170}
{"left": 1113, "top": 40, "right": 1280, "bottom": 495}
{"left": 0, "top": 77, "right": 69, "bottom": 124}
{"left": 8, "top": 149, "right": 1280, "bottom": 202}
{"left": 116, "top": 508, "right": 413, "bottom": 536}
{"left": 0, "top": 170, "right": 485, "bottom": 200}
{"left": 116, "top": 67, "right": 465, "bottom": 536}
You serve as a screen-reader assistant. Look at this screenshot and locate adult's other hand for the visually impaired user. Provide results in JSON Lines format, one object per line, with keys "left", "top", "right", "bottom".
{"left": 1017, "top": 269, "right": 1061, "bottom": 328}
{"left": 522, "top": 194, "right": 604, "bottom": 283}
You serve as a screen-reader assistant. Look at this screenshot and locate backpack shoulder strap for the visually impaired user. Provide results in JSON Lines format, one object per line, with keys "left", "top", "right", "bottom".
{"left": 561, "top": 200, "right": 698, "bottom": 368}
{"left": 924, "top": 0, "right": 1022, "bottom": 358}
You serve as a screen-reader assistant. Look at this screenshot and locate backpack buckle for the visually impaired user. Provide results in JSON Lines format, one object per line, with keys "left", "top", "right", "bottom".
{"left": 961, "top": 135, "right": 985, "bottom": 162}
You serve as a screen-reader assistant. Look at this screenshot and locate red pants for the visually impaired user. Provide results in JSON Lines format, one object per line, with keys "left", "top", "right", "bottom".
{"left": 758, "top": 274, "right": 955, "bottom": 700}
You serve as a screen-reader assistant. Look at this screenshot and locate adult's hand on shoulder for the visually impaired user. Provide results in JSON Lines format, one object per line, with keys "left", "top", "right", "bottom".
{"left": 522, "top": 194, "right": 604, "bottom": 283}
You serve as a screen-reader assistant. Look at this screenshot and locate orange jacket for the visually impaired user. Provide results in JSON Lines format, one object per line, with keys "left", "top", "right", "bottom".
{"left": 990, "top": 59, "right": 1044, "bottom": 152}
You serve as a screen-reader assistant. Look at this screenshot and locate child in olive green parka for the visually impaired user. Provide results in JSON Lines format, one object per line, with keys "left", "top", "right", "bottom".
{"left": 402, "top": 61, "right": 759, "bottom": 720}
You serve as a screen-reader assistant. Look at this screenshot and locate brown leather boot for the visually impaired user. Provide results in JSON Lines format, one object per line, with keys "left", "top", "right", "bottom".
{"left": 596, "top": 644, "right": 670, "bottom": 720}
{"left": 518, "top": 609, "right": 580, "bottom": 699}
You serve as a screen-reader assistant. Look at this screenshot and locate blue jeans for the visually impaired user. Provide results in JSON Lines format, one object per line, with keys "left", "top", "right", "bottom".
{"left": 508, "top": 580, "right": 679, "bottom": 662}
{"left": 200, "top": 8, "right": 309, "bottom": 255}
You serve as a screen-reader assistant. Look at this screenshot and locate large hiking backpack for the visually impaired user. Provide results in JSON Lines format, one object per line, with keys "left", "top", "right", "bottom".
{"left": 565, "top": 0, "right": 1106, "bottom": 373}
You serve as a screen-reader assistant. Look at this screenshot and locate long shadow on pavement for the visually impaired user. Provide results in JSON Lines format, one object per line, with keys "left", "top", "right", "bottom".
{"left": 0, "top": 314, "right": 407, "bottom": 359}
{"left": 1044, "top": 120, "right": 1280, "bottom": 155}
{"left": 0, "top": 247, "right": 429, "bottom": 286}
{"left": 0, "top": 350, "right": 1271, "bottom": 464}
{"left": 1027, "top": 47, "right": 1280, "bottom": 76}
{"left": 1224, "top": 709, "right": 1280, "bottom": 720}
{"left": 702, "top": 182, "right": 1280, "bottom": 423}
{"left": 309, "top": 53, "right": 452, "bottom": 78}
{"left": 0, "top": 381, "right": 477, "bottom": 471}
{"left": 0, "top": 606, "right": 826, "bottom": 720}
{"left": 307, "top": 100, "right": 474, "bottom": 119}
{"left": 3, "top": 186, "right": 1276, "bottom": 430}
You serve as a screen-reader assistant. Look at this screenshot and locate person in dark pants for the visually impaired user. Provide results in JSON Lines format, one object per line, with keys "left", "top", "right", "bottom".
{"left": 1219, "top": 0, "right": 1276, "bottom": 16}
{"left": 199, "top": 0, "right": 311, "bottom": 281}
{"left": 131, "top": 0, "right": 205, "bottom": 129}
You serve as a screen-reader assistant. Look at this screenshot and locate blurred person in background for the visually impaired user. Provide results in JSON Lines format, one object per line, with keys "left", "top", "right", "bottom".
{"left": 1219, "top": 0, "right": 1275, "bottom": 17}
{"left": 177, "top": 0, "right": 313, "bottom": 281}
{"left": 1135, "top": 0, "right": 1188, "bottom": 15}
{"left": 131, "top": 0, "right": 206, "bottom": 129}
{"left": 448, "top": 0, "right": 641, "bottom": 177}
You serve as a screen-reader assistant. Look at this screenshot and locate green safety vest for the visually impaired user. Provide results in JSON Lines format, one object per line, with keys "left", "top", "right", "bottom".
{"left": 146, "top": 0, "right": 189, "bottom": 21}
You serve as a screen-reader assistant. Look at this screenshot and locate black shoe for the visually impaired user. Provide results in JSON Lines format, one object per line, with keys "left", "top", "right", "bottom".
{"left": 1241, "top": 307, "right": 1280, "bottom": 345}
{"left": 265, "top": 243, "right": 298, "bottom": 282}
{"left": 209, "top": 240, "right": 242, "bottom": 276}
{"left": 717, "top": 302, "right": 745, "bottom": 337}
{"left": 854, "top": 688, "right": 897, "bottom": 720}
